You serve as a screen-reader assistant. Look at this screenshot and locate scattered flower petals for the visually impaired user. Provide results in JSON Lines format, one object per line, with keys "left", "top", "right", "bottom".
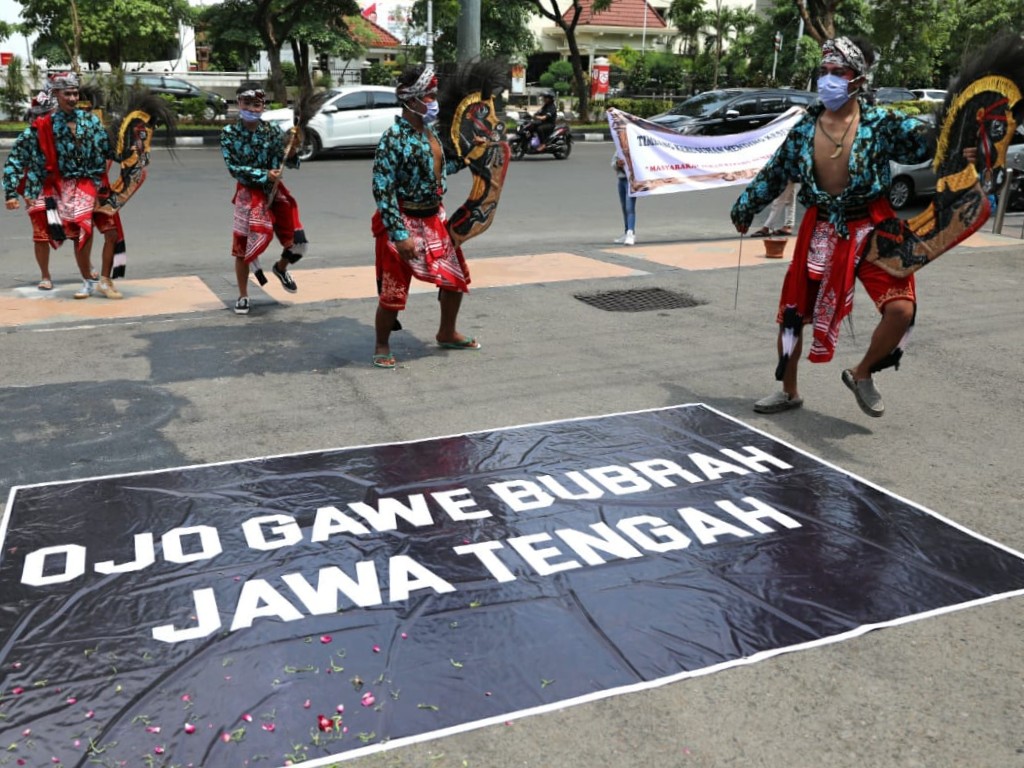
{"left": 184, "top": 723, "right": 196, "bottom": 735}
{"left": 372, "top": 644, "right": 381, "bottom": 653}
{"left": 12, "top": 687, "right": 24, "bottom": 695}
{"left": 154, "top": 746, "right": 165, "bottom": 755}
{"left": 401, "top": 632, "right": 408, "bottom": 639}
{"left": 485, "top": 691, "right": 492, "bottom": 697}
{"left": 65, "top": 697, "right": 76, "bottom": 705}
{"left": 317, "top": 714, "right": 332, "bottom": 732}
{"left": 261, "top": 723, "right": 275, "bottom": 732}
{"left": 221, "top": 732, "right": 232, "bottom": 743}
{"left": 303, "top": 699, "right": 311, "bottom": 709}
{"left": 335, "top": 704, "right": 344, "bottom": 714}
{"left": 146, "top": 726, "right": 161, "bottom": 734}
{"left": 320, "top": 635, "right": 332, "bottom": 644}
{"left": 12, "top": 662, "right": 22, "bottom": 669}
{"left": 361, "top": 692, "right": 375, "bottom": 707}
{"left": 22, "top": 728, "right": 31, "bottom": 737}
{"left": 85, "top": 710, "right": 95, "bottom": 719}
{"left": 181, "top": 694, "right": 191, "bottom": 702}
{"left": 242, "top": 713, "right": 253, "bottom": 723}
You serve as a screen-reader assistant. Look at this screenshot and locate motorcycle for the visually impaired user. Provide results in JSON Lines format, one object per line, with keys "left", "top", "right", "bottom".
{"left": 509, "top": 117, "right": 573, "bottom": 161}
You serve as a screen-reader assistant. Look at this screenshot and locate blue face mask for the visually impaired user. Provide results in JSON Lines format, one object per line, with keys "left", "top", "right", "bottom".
{"left": 239, "top": 109, "right": 262, "bottom": 123}
{"left": 817, "top": 74, "right": 853, "bottom": 112}
{"left": 422, "top": 100, "right": 440, "bottom": 124}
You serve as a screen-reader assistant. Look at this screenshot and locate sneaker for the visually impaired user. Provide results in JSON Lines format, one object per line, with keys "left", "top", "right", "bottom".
{"left": 614, "top": 233, "right": 628, "bottom": 244}
{"left": 234, "top": 296, "right": 250, "bottom": 315}
{"left": 94, "top": 277, "right": 123, "bottom": 300}
{"left": 73, "top": 279, "right": 96, "bottom": 300}
{"left": 623, "top": 230, "right": 635, "bottom": 246}
{"left": 753, "top": 390, "right": 803, "bottom": 414}
{"left": 842, "top": 369, "right": 884, "bottom": 417}
{"left": 272, "top": 262, "right": 297, "bottom": 293}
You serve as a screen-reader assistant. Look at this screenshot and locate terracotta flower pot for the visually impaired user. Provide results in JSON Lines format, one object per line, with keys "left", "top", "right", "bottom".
{"left": 764, "top": 238, "right": 787, "bottom": 259}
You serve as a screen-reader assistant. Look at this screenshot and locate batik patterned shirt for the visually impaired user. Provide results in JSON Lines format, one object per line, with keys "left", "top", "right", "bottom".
{"left": 732, "top": 99, "right": 930, "bottom": 236}
{"left": 2, "top": 110, "right": 111, "bottom": 200}
{"left": 220, "top": 120, "right": 296, "bottom": 191}
{"left": 2, "top": 128, "right": 38, "bottom": 200}
{"left": 372, "top": 116, "right": 463, "bottom": 242}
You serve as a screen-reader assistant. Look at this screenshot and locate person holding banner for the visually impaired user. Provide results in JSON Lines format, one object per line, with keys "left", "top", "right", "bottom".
{"left": 752, "top": 181, "right": 799, "bottom": 237}
{"left": 731, "top": 36, "right": 931, "bottom": 418}
{"left": 612, "top": 151, "right": 637, "bottom": 245}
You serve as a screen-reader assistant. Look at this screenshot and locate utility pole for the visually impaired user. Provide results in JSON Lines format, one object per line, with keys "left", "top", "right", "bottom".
{"left": 426, "top": 0, "right": 434, "bottom": 68}
{"left": 457, "top": 0, "right": 481, "bottom": 64}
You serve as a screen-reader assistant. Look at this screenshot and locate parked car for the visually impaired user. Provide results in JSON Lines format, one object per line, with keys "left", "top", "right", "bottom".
{"left": 262, "top": 85, "right": 402, "bottom": 161}
{"left": 648, "top": 88, "right": 817, "bottom": 135}
{"left": 911, "top": 88, "right": 947, "bottom": 102}
{"left": 874, "top": 86, "right": 918, "bottom": 104}
{"left": 888, "top": 127, "right": 1024, "bottom": 210}
{"left": 128, "top": 75, "right": 227, "bottom": 119}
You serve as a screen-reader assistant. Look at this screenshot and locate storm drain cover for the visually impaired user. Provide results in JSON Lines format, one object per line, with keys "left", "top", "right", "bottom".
{"left": 574, "top": 287, "right": 706, "bottom": 312}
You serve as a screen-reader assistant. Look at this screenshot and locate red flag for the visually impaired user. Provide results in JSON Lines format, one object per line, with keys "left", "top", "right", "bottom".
{"left": 361, "top": 3, "right": 376, "bottom": 18}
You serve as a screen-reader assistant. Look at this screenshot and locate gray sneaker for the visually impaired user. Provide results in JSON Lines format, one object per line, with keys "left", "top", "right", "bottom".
{"left": 842, "top": 369, "right": 884, "bottom": 417}
{"left": 753, "top": 390, "right": 803, "bottom": 414}
{"left": 73, "top": 279, "right": 96, "bottom": 300}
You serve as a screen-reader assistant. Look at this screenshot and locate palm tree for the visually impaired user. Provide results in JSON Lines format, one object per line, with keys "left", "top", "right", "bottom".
{"left": 668, "top": 0, "right": 704, "bottom": 56}
{"left": 703, "top": 0, "right": 740, "bottom": 88}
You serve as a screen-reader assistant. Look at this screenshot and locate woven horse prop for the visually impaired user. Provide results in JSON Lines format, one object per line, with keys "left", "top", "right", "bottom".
{"left": 862, "top": 33, "right": 1024, "bottom": 277}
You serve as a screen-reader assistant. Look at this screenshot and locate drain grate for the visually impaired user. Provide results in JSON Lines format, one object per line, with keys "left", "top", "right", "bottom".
{"left": 573, "top": 287, "right": 706, "bottom": 312}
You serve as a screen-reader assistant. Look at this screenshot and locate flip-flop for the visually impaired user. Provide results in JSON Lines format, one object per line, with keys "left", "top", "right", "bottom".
{"left": 38, "top": 279, "right": 53, "bottom": 290}
{"left": 372, "top": 353, "right": 396, "bottom": 369}
{"left": 438, "top": 337, "right": 481, "bottom": 350}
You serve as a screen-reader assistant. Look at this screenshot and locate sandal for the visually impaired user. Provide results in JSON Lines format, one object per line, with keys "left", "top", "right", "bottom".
{"left": 37, "top": 278, "right": 53, "bottom": 291}
{"left": 771, "top": 227, "right": 793, "bottom": 236}
{"left": 751, "top": 227, "right": 771, "bottom": 237}
{"left": 372, "top": 353, "right": 396, "bottom": 369}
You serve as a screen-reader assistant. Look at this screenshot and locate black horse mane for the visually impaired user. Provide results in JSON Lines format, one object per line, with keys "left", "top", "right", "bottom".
{"left": 435, "top": 59, "right": 509, "bottom": 156}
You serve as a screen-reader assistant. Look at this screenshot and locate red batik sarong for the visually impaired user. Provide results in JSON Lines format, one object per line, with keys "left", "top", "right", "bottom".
{"left": 231, "top": 182, "right": 306, "bottom": 264}
{"left": 372, "top": 205, "right": 470, "bottom": 312}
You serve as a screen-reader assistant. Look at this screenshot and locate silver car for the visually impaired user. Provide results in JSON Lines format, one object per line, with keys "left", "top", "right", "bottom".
{"left": 262, "top": 85, "right": 402, "bottom": 161}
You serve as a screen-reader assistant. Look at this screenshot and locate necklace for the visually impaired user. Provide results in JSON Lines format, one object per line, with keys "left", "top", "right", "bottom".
{"left": 817, "top": 112, "right": 857, "bottom": 159}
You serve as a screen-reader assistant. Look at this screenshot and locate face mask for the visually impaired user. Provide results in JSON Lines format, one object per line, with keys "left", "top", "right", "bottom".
{"left": 817, "top": 74, "right": 852, "bottom": 112}
{"left": 239, "top": 109, "right": 262, "bottom": 122}
{"left": 422, "top": 100, "right": 440, "bottom": 124}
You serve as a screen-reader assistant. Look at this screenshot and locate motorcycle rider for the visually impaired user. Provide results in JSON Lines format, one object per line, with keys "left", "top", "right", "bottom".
{"left": 531, "top": 92, "right": 558, "bottom": 151}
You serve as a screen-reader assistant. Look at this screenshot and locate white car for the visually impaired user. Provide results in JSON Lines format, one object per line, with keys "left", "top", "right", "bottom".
{"left": 262, "top": 85, "right": 402, "bottom": 161}
{"left": 911, "top": 88, "right": 947, "bottom": 102}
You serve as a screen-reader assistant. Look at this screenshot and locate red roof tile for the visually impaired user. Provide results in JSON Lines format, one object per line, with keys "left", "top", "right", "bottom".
{"left": 564, "top": 0, "right": 668, "bottom": 29}
{"left": 344, "top": 15, "right": 401, "bottom": 49}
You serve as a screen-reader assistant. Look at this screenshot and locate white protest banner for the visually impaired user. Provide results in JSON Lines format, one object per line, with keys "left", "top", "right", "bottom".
{"left": 607, "top": 107, "right": 805, "bottom": 196}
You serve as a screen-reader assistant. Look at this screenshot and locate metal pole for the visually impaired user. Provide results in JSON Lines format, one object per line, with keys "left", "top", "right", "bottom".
{"left": 641, "top": 0, "right": 648, "bottom": 55}
{"left": 457, "top": 0, "right": 481, "bottom": 64}
{"left": 426, "top": 0, "right": 434, "bottom": 68}
{"left": 794, "top": 17, "right": 804, "bottom": 65}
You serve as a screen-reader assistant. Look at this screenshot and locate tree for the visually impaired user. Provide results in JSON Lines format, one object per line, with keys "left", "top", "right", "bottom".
{"left": 794, "top": 0, "right": 840, "bottom": 45}
{"left": 410, "top": 0, "right": 535, "bottom": 63}
{"left": 199, "top": 0, "right": 263, "bottom": 72}
{"left": 702, "top": 0, "right": 741, "bottom": 89}
{"left": 870, "top": 0, "right": 947, "bottom": 88}
{"left": 19, "top": 0, "right": 194, "bottom": 71}
{"left": 520, "top": 0, "right": 614, "bottom": 121}
{"left": 667, "top": 0, "right": 705, "bottom": 57}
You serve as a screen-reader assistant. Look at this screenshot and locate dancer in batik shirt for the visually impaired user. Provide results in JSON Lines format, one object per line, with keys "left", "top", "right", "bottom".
{"left": 220, "top": 81, "right": 306, "bottom": 315}
{"left": 4, "top": 73, "right": 118, "bottom": 299}
{"left": 370, "top": 65, "right": 480, "bottom": 369}
{"left": 731, "top": 36, "right": 931, "bottom": 418}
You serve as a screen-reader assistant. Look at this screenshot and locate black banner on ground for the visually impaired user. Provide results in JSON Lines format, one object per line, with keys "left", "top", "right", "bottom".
{"left": 2, "top": 405, "right": 1023, "bottom": 767}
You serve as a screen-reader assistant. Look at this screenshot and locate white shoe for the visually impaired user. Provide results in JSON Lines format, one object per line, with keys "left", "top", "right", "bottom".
{"left": 614, "top": 233, "right": 627, "bottom": 244}
{"left": 623, "top": 230, "right": 635, "bottom": 246}
{"left": 73, "top": 279, "right": 96, "bottom": 300}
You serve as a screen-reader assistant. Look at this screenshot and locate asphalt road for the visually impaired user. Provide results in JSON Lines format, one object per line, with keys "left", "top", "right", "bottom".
{"left": 1, "top": 142, "right": 1023, "bottom": 768}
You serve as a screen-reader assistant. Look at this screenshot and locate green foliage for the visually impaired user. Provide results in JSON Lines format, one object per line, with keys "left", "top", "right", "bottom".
{"left": 605, "top": 97, "right": 673, "bottom": 119}
{"left": 178, "top": 96, "right": 210, "bottom": 122}
{"left": 279, "top": 61, "right": 298, "bottom": 87}
{"left": 21, "top": 0, "right": 194, "bottom": 70}
{"left": 199, "top": 0, "right": 261, "bottom": 72}
{"left": 540, "top": 60, "right": 575, "bottom": 95}
{"left": 409, "top": 0, "right": 534, "bottom": 63}
{"left": 0, "top": 56, "right": 27, "bottom": 122}
{"left": 362, "top": 62, "right": 396, "bottom": 87}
